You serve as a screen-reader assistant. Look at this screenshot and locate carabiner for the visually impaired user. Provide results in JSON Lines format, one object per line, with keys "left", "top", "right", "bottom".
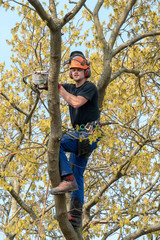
{"left": 85, "top": 124, "right": 91, "bottom": 131}
{"left": 79, "top": 124, "right": 85, "bottom": 130}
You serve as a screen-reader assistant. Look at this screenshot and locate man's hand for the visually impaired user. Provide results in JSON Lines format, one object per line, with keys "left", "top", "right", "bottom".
{"left": 38, "top": 83, "right": 48, "bottom": 90}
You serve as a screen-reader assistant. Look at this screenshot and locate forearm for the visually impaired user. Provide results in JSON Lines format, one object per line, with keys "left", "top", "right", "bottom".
{"left": 59, "top": 86, "right": 87, "bottom": 108}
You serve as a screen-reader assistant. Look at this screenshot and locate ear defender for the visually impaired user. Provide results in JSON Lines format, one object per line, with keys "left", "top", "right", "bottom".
{"left": 69, "top": 71, "right": 73, "bottom": 79}
{"left": 84, "top": 68, "right": 91, "bottom": 78}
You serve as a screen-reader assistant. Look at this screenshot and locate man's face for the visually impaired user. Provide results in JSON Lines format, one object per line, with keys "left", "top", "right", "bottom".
{"left": 71, "top": 68, "right": 85, "bottom": 82}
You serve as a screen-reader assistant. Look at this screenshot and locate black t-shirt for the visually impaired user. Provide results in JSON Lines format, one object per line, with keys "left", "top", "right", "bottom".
{"left": 62, "top": 81, "right": 99, "bottom": 128}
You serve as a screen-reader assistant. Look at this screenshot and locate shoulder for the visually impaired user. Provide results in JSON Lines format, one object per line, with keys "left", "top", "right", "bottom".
{"left": 77, "top": 81, "right": 98, "bottom": 100}
{"left": 83, "top": 81, "right": 98, "bottom": 92}
{"left": 84, "top": 81, "right": 97, "bottom": 88}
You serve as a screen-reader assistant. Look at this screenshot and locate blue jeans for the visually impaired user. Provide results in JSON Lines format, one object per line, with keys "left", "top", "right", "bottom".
{"left": 59, "top": 131, "right": 98, "bottom": 205}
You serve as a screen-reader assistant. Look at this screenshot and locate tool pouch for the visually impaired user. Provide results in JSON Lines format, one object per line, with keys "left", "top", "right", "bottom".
{"left": 78, "top": 132, "right": 91, "bottom": 158}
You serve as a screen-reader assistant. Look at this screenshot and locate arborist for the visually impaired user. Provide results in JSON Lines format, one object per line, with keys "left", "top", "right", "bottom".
{"left": 50, "top": 51, "right": 100, "bottom": 227}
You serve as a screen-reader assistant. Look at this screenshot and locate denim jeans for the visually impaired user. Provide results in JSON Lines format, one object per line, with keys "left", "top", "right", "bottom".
{"left": 59, "top": 131, "right": 98, "bottom": 205}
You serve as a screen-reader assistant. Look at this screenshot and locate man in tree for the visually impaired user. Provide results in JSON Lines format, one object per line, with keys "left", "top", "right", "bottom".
{"left": 50, "top": 51, "right": 100, "bottom": 227}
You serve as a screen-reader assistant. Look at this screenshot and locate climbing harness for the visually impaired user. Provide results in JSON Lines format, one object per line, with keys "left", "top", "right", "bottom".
{"left": 78, "top": 119, "right": 100, "bottom": 134}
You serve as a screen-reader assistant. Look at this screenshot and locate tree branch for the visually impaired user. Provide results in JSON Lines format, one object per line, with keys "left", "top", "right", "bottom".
{"left": 0, "top": 91, "right": 28, "bottom": 116}
{"left": 11, "top": 0, "right": 35, "bottom": 11}
{"left": 23, "top": 93, "right": 39, "bottom": 126}
{"left": 84, "top": 174, "right": 122, "bottom": 211}
{"left": 93, "top": 0, "right": 107, "bottom": 49}
{"left": 110, "top": 66, "right": 159, "bottom": 83}
{"left": 110, "top": 67, "right": 140, "bottom": 83}
{"left": 8, "top": 184, "right": 46, "bottom": 239}
{"left": 9, "top": 182, "right": 33, "bottom": 222}
{"left": 112, "top": 31, "right": 160, "bottom": 57}
{"left": 109, "top": 0, "right": 137, "bottom": 49}
{"left": 49, "top": 0, "right": 57, "bottom": 18}
{"left": 8, "top": 184, "right": 38, "bottom": 221}
{"left": 60, "top": 0, "right": 87, "bottom": 27}
{"left": 27, "top": 0, "right": 58, "bottom": 31}
{"left": 1, "top": 93, "right": 39, "bottom": 170}
{"left": 83, "top": 136, "right": 150, "bottom": 228}
{"left": 133, "top": 173, "right": 160, "bottom": 204}
{"left": 124, "top": 223, "right": 160, "bottom": 240}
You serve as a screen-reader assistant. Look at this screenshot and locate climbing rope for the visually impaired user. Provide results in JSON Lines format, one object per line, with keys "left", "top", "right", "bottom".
{"left": 37, "top": 179, "right": 50, "bottom": 240}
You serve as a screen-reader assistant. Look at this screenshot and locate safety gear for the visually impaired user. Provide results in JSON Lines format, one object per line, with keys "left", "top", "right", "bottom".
{"left": 70, "top": 56, "right": 90, "bottom": 70}
{"left": 49, "top": 178, "right": 78, "bottom": 195}
{"left": 69, "top": 51, "right": 91, "bottom": 79}
{"left": 70, "top": 51, "right": 86, "bottom": 60}
{"left": 65, "top": 51, "right": 90, "bottom": 66}
{"left": 69, "top": 56, "right": 91, "bottom": 79}
{"left": 68, "top": 197, "right": 82, "bottom": 227}
{"left": 64, "top": 51, "right": 91, "bottom": 79}
{"left": 69, "top": 67, "right": 91, "bottom": 79}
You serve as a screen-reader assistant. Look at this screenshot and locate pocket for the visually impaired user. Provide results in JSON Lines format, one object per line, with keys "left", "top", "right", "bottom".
{"left": 78, "top": 138, "right": 91, "bottom": 158}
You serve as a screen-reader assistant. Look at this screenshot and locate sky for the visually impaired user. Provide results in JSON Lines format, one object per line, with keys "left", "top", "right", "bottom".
{"left": 0, "top": 7, "right": 20, "bottom": 67}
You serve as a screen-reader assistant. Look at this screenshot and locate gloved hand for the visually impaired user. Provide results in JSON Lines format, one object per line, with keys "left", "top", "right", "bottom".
{"left": 38, "top": 83, "right": 48, "bottom": 90}
{"left": 34, "top": 83, "right": 60, "bottom": 91}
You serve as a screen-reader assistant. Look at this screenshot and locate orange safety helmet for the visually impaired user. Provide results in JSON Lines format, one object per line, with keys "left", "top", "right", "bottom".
{"left": 70, "top": 56, "right": 90, "bottom": 70}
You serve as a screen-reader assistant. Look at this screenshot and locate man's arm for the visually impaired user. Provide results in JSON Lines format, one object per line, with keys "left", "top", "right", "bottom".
{"left": 59, "top": 85, "right": 88, "bottom": 109}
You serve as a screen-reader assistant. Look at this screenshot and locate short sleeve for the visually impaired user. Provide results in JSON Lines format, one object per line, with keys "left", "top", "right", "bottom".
{"left": 77, "top": 82, "right": 97, "bottom": 101}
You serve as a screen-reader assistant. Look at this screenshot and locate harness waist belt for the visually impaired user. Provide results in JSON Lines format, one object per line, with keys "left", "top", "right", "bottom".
{"left": 78, "top": 119, "right": 100, "bottom": 132}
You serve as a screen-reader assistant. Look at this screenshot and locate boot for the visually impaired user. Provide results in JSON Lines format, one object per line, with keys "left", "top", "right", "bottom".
{"left": 50, "top": 177, "right": 78, "bottom": 195}
{"left": 68, "top": 197, "right": 82, "bottom": 227}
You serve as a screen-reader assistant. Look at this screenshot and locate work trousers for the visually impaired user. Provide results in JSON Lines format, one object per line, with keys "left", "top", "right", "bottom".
{"left": 59, "top": 131, "right": 98, "bottom": 205}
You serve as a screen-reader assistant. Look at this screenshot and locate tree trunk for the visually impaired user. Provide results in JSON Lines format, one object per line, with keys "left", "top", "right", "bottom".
{"left": 47, "top": 29, "right": 80, "bottom": 240}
